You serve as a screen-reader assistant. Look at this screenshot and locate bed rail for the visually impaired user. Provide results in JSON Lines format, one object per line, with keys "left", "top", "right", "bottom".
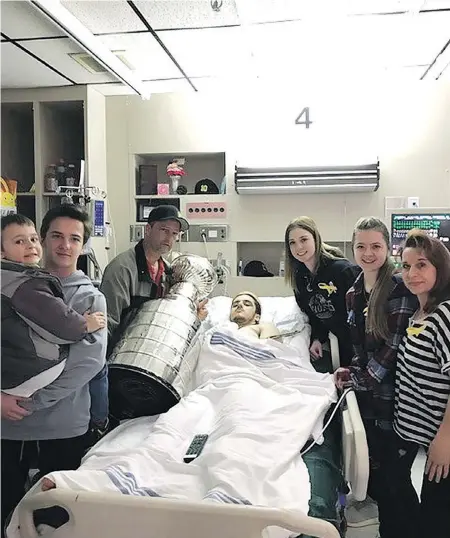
{"left": 329, "top": 333, "right": 370, "bottom": 501}
{"left": 18, "top": 490, "right": 340, "bottom": 538}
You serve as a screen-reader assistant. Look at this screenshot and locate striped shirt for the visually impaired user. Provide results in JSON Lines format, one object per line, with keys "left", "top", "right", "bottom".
{"left": 394, "top": 300, "right": 450, "bottom": 447}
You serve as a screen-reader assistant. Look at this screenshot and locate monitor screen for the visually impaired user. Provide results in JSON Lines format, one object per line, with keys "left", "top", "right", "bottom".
{"left": 391, "top": 213, "right": 450, "bottom": 255}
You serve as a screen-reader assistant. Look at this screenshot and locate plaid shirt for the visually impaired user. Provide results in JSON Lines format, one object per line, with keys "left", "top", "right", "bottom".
{"left": 346, "top": 272, "right": 418, "bottom": 422}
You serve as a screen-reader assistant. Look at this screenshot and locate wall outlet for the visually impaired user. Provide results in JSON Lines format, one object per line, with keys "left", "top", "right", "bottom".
{"left": 130, "top": 224, "right": 145, "bottom": 242}
{"left": 407, "top": 197, "right": 420, "bottom": 208}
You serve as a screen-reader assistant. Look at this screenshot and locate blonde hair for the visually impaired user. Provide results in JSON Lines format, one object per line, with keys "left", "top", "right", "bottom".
{"left": 352, "top": 217, "right": 395, "bottom": 340}
{"left": 284, "top": 216, "right": 345, "bottom": 291}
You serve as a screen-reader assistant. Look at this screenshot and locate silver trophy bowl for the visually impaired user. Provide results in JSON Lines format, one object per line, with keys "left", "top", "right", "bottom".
{"left": 109, "top": 254, "right": 217, "bottom": 419}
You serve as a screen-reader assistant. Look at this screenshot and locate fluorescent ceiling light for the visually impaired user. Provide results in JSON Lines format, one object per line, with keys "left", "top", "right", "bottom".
{"left": 28, "top": 0, "right": 150, "bottom": 98}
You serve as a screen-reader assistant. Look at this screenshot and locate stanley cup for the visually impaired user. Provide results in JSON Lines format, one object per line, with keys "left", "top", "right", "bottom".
{"left": 109, "top": 254, "right": 217, "bottom": 420}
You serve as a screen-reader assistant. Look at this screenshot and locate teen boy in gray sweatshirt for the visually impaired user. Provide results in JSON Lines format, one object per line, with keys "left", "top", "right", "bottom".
{"left": 1, "top": 205, "right": 107, "bottom": 534}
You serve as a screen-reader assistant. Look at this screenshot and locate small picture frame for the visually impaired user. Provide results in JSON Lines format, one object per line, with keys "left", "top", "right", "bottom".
{"left": 157, "top": 183, "right": 170, "bottom": 195}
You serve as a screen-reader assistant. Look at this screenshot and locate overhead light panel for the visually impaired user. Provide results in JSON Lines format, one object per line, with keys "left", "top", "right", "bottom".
{"left": 28, "top": 0, "right": 150, "bottom": 98}
{"left": 235, "top": 163, "right": 380, "bottom": 195}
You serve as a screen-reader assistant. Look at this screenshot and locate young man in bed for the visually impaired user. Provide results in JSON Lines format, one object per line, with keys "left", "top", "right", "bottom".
{"left": 1, "top": 206, "right": 107, "bottom": 535}
{"left": 202, "top": 291, "right": 342, "bottom": 538}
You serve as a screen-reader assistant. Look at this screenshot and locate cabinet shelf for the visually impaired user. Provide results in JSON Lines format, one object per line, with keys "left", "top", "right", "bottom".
{"left": 135, "top": 152, "right": 225, "bottom": 196}
{"left": 134, "top": 194, "right": 227, "bottom": 200}
{"left": 43, "top": 192, "right": 82, "bottom": 197}
{"left": 134, "top": 194, "right": 179, "bottom": 199}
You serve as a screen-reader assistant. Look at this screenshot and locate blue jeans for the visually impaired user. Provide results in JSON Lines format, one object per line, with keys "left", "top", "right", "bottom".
{"left": 89, "top": 364, "right": 109, "bottom": 426}
{"left": 299, "top": 414, "right": 342, "bottom": 538}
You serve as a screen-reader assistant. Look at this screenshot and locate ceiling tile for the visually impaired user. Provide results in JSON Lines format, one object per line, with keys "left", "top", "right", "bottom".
{"left": 98, "top": 33, "right": 182, "bottom": 80}
{"left": 335, "top": 1, "right": 429, "bottom": 15}
{"left": 156, "top": 26, "right": 253, "bottom": 78}
{"left": 1, "top": 42, "right": 71, "bottom": 88}
{"left": 422, "top": 0, "right": 450, "bottom": 10}
{"left": 62, "top": 0, "right": 146, "bottom": 34}
{"left": 248, "top": 13, "right": 450, "bottom": 78}
{"left": 24, "top": 38, "right": 118, "bottom": 84}
{"left": 134, "top": 0, "right": 240, "bottom": 30}
{"left": 439, "top": 64, "right": 450, "bottom": 78}
{"left": 233, "top": 0, "right": 305, "bottom": 24}
{"left": 382, "top": 65, "right": 430, "bottom": 80}
{"left": 233, "top": 0, "right": 419, "bottom": 24}
{"left": 1, "top": 0, "right": 66, "bottom": 39}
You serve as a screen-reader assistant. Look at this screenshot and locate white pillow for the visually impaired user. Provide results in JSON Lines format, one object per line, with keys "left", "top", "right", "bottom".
{"left": 206, "top": 295, "right": 309, "bottom": 334}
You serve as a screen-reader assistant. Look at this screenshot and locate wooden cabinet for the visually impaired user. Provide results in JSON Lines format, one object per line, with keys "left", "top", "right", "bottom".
{"left": 1, "top": 86, "right": 108, "bottom": 272}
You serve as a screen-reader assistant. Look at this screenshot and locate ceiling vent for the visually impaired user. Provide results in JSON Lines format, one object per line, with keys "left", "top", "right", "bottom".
{"left": 69, "top": 51, "right": 134, "bottom": 74}
{"left": 235, "top": 162, "right": 380, "bottom": 195}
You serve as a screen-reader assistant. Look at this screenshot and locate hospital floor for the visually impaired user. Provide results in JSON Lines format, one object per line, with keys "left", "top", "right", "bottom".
{"left": 346, "top": 450, "right": 426, "bottom": 538}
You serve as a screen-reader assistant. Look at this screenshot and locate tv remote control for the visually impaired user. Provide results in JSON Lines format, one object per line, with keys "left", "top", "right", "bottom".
{"left": 184, "top": 434, "right": 208, "bottom": 463}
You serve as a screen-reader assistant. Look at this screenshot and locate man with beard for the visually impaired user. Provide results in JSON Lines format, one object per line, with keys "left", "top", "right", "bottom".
{"left": 100, "top": 205, "right": 190, "bottom": 351}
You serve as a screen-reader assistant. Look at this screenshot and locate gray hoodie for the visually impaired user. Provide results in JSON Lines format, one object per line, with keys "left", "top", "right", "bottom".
{"left": 1, "top": 271, "right": 107, "bottom": 441}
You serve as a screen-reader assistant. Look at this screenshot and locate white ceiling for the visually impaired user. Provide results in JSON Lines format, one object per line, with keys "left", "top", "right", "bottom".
{"left": 1, "top": 0, "right": 450, "bottom": 93}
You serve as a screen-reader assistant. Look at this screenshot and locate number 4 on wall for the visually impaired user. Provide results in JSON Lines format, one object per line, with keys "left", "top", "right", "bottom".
{"left": 295, "top": 107, "right": 312, "bottom": 128}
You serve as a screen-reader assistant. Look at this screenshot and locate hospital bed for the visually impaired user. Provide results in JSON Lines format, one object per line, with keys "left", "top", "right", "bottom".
{"left": 14, "top": 296, "right": 369, "bottom": 538}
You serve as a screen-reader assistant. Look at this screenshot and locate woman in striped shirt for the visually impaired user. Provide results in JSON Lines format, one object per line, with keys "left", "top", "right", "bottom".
{"left": 394, "top": 230, "right": 450, "bottom": 538}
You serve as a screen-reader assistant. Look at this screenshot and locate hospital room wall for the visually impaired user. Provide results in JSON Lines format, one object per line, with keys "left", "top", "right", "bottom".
{"left": 105, "top": 82, "right": 450, "bottom": 273}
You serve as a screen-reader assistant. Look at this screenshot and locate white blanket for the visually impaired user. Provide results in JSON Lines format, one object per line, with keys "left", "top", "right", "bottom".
{"left": 7, "top": 324, "right": 336, "bottom": 538}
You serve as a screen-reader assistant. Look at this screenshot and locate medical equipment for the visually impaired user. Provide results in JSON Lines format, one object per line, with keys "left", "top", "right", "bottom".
{"left": 12, "top": 296, "right": 369, "bottom": 538}
{"left": 108, "top": 254, "right": 217, "bottom": 420}
{"left": 57, "top": 185, "right": 106, "bottom": 206}
{"left": 391, "top": 211, "right": 450, "bottom": 254}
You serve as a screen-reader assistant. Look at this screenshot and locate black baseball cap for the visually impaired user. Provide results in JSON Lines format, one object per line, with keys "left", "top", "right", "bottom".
{"left": 243, "top": 260, "right": 274, "bottom": 277}
{"left": 147, "top": 205, "right": 189, "bottom": 232}
{"left": 194, "top": 178, "right": 219, "bottom": 194}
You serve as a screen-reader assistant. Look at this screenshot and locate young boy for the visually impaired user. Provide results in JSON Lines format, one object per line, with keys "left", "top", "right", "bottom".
{"left": 1, "top": 213, "right": 105, "bottom": 401}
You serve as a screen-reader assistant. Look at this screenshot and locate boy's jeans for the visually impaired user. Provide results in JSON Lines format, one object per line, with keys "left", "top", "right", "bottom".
{"left": 89, "top": 364, "right": 109, "bottom": 427}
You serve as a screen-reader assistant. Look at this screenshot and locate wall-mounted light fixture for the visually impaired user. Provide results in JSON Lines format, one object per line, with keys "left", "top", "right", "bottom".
{"left": 235, "top": 162, "right": 380, "bottom": 194}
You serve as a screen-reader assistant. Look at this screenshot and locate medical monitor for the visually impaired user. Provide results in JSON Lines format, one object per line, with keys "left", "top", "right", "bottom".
{"left": 391, "top": 212, "right": 450, "bottom": 255}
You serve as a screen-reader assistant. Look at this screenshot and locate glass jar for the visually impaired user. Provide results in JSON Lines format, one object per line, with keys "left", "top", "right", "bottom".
{"left": 44, "top": 164, "right": 57, "bottom": 192}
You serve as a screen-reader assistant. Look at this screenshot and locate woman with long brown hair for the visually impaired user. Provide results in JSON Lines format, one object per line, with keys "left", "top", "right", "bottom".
{"left": 335, "top": 217, "right": 419, "bottom": 538}
{"left": 284, "top": 216, "right": 358, "bottom": 367}
{"left": 394, "top": 230, "right": 450, "bottom": 538}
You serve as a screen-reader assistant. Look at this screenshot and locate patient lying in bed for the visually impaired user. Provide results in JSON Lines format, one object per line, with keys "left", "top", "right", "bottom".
{"left": 10, "top": 293, "right": 336, "bottom": 538}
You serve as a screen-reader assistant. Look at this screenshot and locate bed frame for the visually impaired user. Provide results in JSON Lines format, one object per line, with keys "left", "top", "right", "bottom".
{"left": 329, "top": 334, "right": 370, "bottom": 502}
{"left": 16, "top": 330, "right": 369, "bottom": 538}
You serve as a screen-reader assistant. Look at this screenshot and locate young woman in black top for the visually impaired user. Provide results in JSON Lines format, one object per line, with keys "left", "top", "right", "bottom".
{"left": 284, "top": 216, "right": 359, "bottom": 367}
